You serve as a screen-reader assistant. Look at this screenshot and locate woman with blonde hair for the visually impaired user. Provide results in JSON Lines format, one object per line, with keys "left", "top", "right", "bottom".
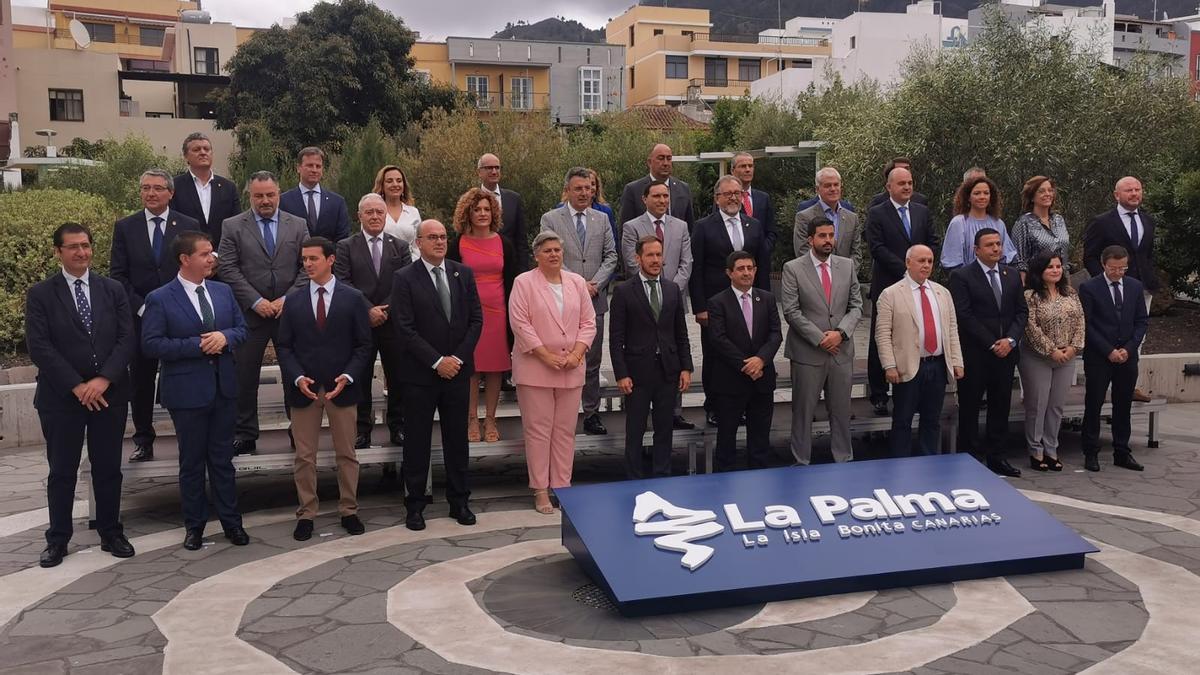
{"left": 373, "top": 164, "right": 421, "bottom": 259}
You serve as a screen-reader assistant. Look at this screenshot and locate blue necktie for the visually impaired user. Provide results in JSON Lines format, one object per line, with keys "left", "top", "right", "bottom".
{"left": 261, "top": 217, "right": 276, "bottom": 257}
{"left": 575, "top": 212, "right": 587, "bottom": 250}
{"left": 898, "top": 206, "right": 912, "bottom": 239}
{"left": 1127, "top": 212, "right": 1140, "bottom": 251}
{"left": 151, "top": 216, "right": 164, "bottom": 264}
{"left": 74, "top": 279, "right": 92, "bottom": 334}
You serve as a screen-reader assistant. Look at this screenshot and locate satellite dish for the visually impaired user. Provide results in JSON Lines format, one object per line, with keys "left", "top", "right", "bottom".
{"left": 68, "top": 19, "right": 92, "bottom": 49}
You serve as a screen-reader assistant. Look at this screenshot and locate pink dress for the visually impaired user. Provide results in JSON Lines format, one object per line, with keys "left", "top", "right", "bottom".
{"left": 460, "top": 235, "right": 511, "bottom": 372}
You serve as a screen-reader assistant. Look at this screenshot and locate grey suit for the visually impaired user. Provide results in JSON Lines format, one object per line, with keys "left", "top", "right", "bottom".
{"left": 620, "top": 212, "right": 692, "bottom": 291}
{"left": 540, "top": 205, "right": 618, "bottom": 416}
{"left": 780, "top": 252, "right": 863, "bottom": 464}
{"left": 794, "top": 202, "right": 862, "bottom": 269}
{"left": 217, "top": 208, "right": 310, "bottom": 442}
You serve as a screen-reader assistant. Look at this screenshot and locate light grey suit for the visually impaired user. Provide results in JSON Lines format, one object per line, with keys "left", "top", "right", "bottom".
{"left": 620, "top": 212, "right": 692, "bottom": 291}
{"left": 540, "top": 205, "right": 618, "bottom": 416}
{"left": 217, "top": 208, "right": 310, "bottom": 441}
{"left": 794, "top": 202, "right": 862, "bottom": 269}
{"left": 781, "top": 252, "right": 863, "bottom": 464}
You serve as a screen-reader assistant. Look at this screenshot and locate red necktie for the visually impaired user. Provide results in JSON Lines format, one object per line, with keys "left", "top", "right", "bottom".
{"left": 654, "top": 219, "right": 664, "bottom": 241}
{"left": 919, "top": 285, "right": 937, "bottom": 355}
{"left": 742, "top": 191, "right": 753, "bottom": 217}
{"left": 316, "top": 287, "right": 327, "bottom": 330}
{"left": 819, "top": 262, "right": 832, "bottom": 305}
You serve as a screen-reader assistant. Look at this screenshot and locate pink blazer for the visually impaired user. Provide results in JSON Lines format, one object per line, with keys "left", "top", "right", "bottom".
{"left": 508, "top": 268, "right": 597, "bottom": 388}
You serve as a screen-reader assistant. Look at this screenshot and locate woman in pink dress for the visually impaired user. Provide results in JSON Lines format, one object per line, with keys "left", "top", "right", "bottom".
{"left": 448, "top": 188, "right": 518, "bottom": 442}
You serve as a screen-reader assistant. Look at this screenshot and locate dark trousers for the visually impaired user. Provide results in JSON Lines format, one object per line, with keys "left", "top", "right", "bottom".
{"left": 356, "top": 327, "right": 405, "bottom": 436}
{"left": 170, "top": 395, "right": 242, "bottom": 531}
{"left": 234, "top": 314, "right": 286, "bottom": 441}
{"left": 699, "top": 325, "right": 712, "bottom": 413}
{"left": 129, "top": 318, "right": 158, "bottom": 446}
{"left": 41, "top": 403, "right": 126, "bottom": 545}
{"left": 402, "top": 379, "right": 471, "bottom": 511}
{"left": 624, "top": 361, "right": 678, "bottom": 479}
{"left": 711, "top": 390, "right": 773, "bottom": 472}
{"left": 958, "top": 349, "right": 1017, "bottom": 459}
{"left": 890, "top": 356, "right": 947, "bottom": 457}
{"left": 1083, "top": 355, "right": 1138, "bottom": 457}
{"left": 867, "top": 305, "right": 889, "bottom": 405}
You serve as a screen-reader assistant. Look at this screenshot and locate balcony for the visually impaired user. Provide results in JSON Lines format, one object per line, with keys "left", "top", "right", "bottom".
{"left": 690, "top": 32, "right": 829, "bottom": 48}
{"left": 689, "top": 77, "right": 757, "bottom": 90}
{"left": 469, "top": 92, "right": 550, "bottom": 111}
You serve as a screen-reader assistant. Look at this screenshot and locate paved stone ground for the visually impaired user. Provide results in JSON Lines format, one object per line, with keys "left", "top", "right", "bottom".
{"left": 0, "top": 401, "right": 1197, "bottom": 674}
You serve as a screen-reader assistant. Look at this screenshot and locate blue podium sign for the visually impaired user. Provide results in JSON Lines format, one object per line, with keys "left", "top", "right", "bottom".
{"left": 557, "top": 454, "right": 1097, "bottom": 616}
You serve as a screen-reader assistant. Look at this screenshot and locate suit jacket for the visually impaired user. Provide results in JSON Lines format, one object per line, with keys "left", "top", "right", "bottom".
{"left": 110, "top": 209, "right": 203, "bottom": 313}
{"left": 865, "top": 200, "right": 940, "bottom": 300}
{"left": 508, "top": 269, "right": 597, "bottom": 389}
{"left": 620, "top": 211, "right": 691, "bottom": 292}
{"left": 794, "top": 202, "right": 862, "bottom": 269}
{"left": 26, "top": 271, "right": 134, "bottom": 411}
{"left": 333, "top": 231, "right": 410, "bottom": 311}
{"left": 276, "top": 282, "right": 373, "bottom": 408}
{"left": 1083, "top": 208, "right": 1159, "bottom": 291}
{"left": 780, "top": 253, "right": 863, "bottom": 366}
{"left": 744, "top": 188, "right": 776, "bottom": 287}
{"left": 541, "top": 206, "right": 619, "bottom": 314}
{"left": 689, "top": 210, "right": 766, "bottom": 313}
{"left": 216, "top": 209, "right": 310, "bottom": 325}
{"left": 170, "top": 172, "right": 242, "bottom": 243}
{"left": 947, "top": 261, "right": 1028, "bottom": 358}
{"left": 141, "top": 278, "right": 247, "bottom": 409}
{"left": 494, "top": 187, "right": 531, "bottom": 271}
{"left": 609, "top": 274, "right": 694, "bottom": 382}
{"left": 618, "top": 176, "right": 695, "bottom": 232}
{"left": 706, "top": 286, "right": 782, "bottom": 394}
{"left": 1079, "top": 274, "right": 1149, "bottom": 360}
{"left": 280, "top": 185, "right": 351, "bottom": 242}
{"left": 874, "top": 277, "right": 963, "bottom": 383}
{"left": 389, "top": 258, "right": 483, "bottom": 385}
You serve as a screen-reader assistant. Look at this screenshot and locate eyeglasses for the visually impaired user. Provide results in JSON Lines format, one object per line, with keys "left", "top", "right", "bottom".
{"left": 479, "top": 165, "right": 501, "bottom": 171}
{"left": 717, "top": 190, "right": 744, "bottom": 199}
{"left": 1104, "top": 265, "right": 1129, "bottom": 273}
{"left": 420, "top": 234, "right": 449, "bottom": 241}
{"left": 140, "top": 185, "right": 171, "bottom": 193}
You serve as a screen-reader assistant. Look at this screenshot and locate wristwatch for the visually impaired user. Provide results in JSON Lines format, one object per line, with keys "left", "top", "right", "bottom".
{"left": 1008, "top": 338, "right": 1017, "bottom": 349}
{"left": 838, "top": 329, "right": 849, "bottom": 342}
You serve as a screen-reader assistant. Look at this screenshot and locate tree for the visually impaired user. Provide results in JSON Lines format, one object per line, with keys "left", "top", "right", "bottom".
{"left": 328, "top": 117, "right": 399, "bottom": 228}
{"left": 38, "top": 134, "right": 184, "bottom": 213}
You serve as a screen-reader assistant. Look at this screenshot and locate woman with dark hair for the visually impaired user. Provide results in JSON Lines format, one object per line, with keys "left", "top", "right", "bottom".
{"left": 373, "top": 165, "right": 421, "bottom": 260}
{"left": 941, "top": 176, "right": 1019, "bottom": 269}
{"left": 1011, "top": 176, "right": 1070, "bottom": 276}
{"left": 448, "top": 188, "right": 518, "bottom": 443}
{"left": 1019, "top": 252, "right": 1085, "bottom": 471}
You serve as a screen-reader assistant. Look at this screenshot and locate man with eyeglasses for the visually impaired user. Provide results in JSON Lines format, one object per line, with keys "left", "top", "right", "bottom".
{"left": 477, "top": 153, "right": 530, "bottom": 270}
{"left": 110, "top": 169, "right": 203, "bottom": 462}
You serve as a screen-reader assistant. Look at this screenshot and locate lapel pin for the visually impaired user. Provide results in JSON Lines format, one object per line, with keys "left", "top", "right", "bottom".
{"left": 454, "top": 271, "right": 460, "bottom": 278}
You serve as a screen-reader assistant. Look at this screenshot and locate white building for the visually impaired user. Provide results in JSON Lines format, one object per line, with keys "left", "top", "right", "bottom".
{"left": 967, "top": 0, "right": 1115, "bottom": 64}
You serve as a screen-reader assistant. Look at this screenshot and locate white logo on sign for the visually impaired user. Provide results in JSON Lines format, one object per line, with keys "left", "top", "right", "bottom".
{"left": 632, "top": 491, "right": 725, "bottom": 571}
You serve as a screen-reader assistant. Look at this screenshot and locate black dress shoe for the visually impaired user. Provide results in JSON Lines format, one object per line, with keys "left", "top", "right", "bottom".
{"left": 987, "top": 459, "right": 1022, "bottom": 478}
{"left": 39, "top": 542, "right": 68, "bottom": 568}
{"left": 128, "top": 444, "right": 154, "bottom": 462}
{"left": 673, "top": 415, "right": 696, "bottom": 430}
{"left": 100, "top": 533, "right": 135, "bottom": 558}
{"left": 183, "top": 528, "right": 204, "bottom": 551}
{"left": 739, "top": 413, "right": 747, "bottom": 426}
{"left": 232, "top": 439, "right": 256, "bottom": 455}
{"left": 288, "top": 428, "right": 296, "bottom": 450}
{"left": 583, "top": 414, "right": 607, "bottom": 435}
{"left": 501, "top": 376, "right": 516, "bottom": 392}
{"left": 705, "top": 411, "right": 719, "bottom": 427}
{"left": 389, "top": 430, "right": 405, "bottom": 447}
{"left": 449, "top": 505, "right": 477, "bottom": 526}
{"left": 293, "top": 519, "right": 314, "bottom": 541}
{"left": 354, "top": 434, "right": 371, "bottom": 450}
{"left": 405, "top": 510, "right": 426, "bottom": 531}
{"left": 1084, "top": 455, "right": 1101, "bottom": 472}
{"left": 872, "top": 401, "right": 889, "bottom": 417}
{"left": 1113, "top": 454, "right": 1144, "bottom": 471}
{"left": 341, "top": 514, "right": 366, "bottom": 535}
{"left": 224, "top": 526, "right": 250, "bottom": 546}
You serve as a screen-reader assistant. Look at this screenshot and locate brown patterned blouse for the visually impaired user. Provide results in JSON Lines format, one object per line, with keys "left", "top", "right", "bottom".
{"left": 1023, "top": 289, "right": 1085, "bottom": 357}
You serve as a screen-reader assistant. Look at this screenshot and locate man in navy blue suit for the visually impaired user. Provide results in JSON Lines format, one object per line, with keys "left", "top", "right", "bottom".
{"left": 1079, "top": 245, "right": 1150, "bottom": 473}
{"left": 279, "top": 147, "right": 351, "bottom": 243}
{"left": 730, "top": 152, "right": 776, "bottom": 288}
{"left": 141, "top": 230, "right": 250, "bottom": 550}
{"left": 26, "top": 223, "right": 136, "bottom": 567}
{"left": 169, "top": 132, "right": 242, "bottom": 245}
{"left": 277, "top": 237, "right": 373, "bottom": 541}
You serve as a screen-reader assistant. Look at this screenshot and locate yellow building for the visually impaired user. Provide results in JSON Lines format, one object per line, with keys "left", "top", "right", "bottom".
{"left": 606, "top": 5, "right": 831, "bottom": 106}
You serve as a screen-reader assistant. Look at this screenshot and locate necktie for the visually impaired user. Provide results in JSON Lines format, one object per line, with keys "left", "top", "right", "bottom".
{"left": 654, "top": 219, "right": 664, "bottom": 242}
{"left": 919, "top": 285, "right": 938, "bottom": 355}
{"left": 647, "top": 278, "right": 661, "bottom": 319}
{"left": 74, "top": 279, "right": 92, "bottom": 334}
{"left": 316, "top": 287, "right": 327, "bottom": 330}
{"left": 1111, "top": 280, "right": 1123, "bottom": 309}
{"left": 261, "top": 218, "right": 276, "bottom": 258}
{"left": 306, "top": 190, "right": 318, "bottom": 231}
{"left": 151, "top": 216, "right": 164, "bottom": 264}
{"left": 898, "top": 206, "right": 912, "bottom": 239}
{"left": 728, "top": 217, "right": 744, "bottom": 250}
{"left": 988, "top": 268, "right": 1003, "bottom": 310}
{"left": 742, "top": 191, "right": 753, "bottom": 217}
{"left": 433, "top": 266, "right": 451, "bottom": 320}
{"left": 820, "top": 262, "right": 832, "bottom": 305}
{"left": 575, "top": 212, "right": 587, "bottom": 250}
{"left": 370, "top": 236, "right": 382, "bottom": 276}
{"left": 1127, "top": 212, "right": 1140, "bottom": 251}
{"left": 196, "top": 285, "right": 215, "bottom": 331}
{"left": 741, "top": 292, "right": 753, "bottom": 338}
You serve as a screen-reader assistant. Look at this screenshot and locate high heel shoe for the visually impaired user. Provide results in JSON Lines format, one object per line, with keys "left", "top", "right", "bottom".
{"left": 533, "top": 489, "right": 554, "bottom": 514}
{"left": 1048, "top": 457, "right": 1063, "bottom": 472}
{"left": 467, "top": 418, "right": 481, "bottom": 443}
{"left": 1029, "top": 455, "right": 1049, "bottom": 472}
{"left": 484, "top": 417, "right": 500, "bottom": 443}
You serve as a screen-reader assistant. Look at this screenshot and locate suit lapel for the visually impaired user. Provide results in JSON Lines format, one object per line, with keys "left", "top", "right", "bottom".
{"left": 535, "top": 273, "right": 567, "bottom": 333}
{"left": 561, "top": 207, "right": 586, "bottom": 261}
{"left": 798, "top": 257, "right": 829, "bottom": 310}
{"left": 53, "top": 275, "right": 90, "bottom": 335}
{"left": 169, "top": 280, "right": 205, "bottom": 332}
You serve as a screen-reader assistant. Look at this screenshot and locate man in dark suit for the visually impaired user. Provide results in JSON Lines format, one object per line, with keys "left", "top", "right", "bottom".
{"left": 618, "top": 143, "right": 696, "bottom": 232}
{"left": 26, "top": 223, "right": 136, "bottom": 568}
{"left": 1079, "top": 245, "right": 1150, "bottom": 473}
{"left": 111, "top": 169, "right": 203, "bottom": 463}
{"left": 731, "top": 152, "right": 776, "bottom": 287}
{"left": 691, "top": 175, "right": 768, "bottom": 427}
{"left": 477, "top": 153, "right": 530, "bottom": 270}
{"left": 280, "top": 147, "right": 351, "bottom": 243}
{"left": 867, "top": 157, "right": 930, "bottom": 209}
{"left": 277, "top": 237, "right": 373, "bottom": 541}
{"left": 141, "top": 230, "right": 250, "bottom": 550}
{"left": 169, "top": 132, "right": 242, "bottom": 244}
{"left": 706, "top": 250, "right": 782, "bottom": 471}
{"left": 611, "top": 235, "right": 695, "bottom": 479}
{"left": 948, "top": 228, "right": 1028, "bottom": 478}
{"left": 1083, "top": 176, "right": 1158, "bottom": 402}
{"left": 334, "top": 194, "right": 410, "bottom": 449}
{"left": 390, "top": 219, "right": 483, "bottom": 531}
{"left": 865, "top": 166, "right": 940, "bottom": 415}
{"left": 217, "top": 171, "right": 310, "bottom": 454}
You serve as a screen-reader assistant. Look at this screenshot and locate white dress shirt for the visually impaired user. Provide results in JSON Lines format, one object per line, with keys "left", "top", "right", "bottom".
{"left": 297, "top": 277, "right": 354, "bottom": 386}
{"left": 190, "top": 171, "right": 212, "bottom": 223}
{"left": 62, "top": 267, "right": 91, "bottom": 310}
{"left": 384, "top": 203, "right": 422, "bottom": 260}
{"left": 481, "top": 184, "right": 503, "bottom": 212}
{"left": 547, "top": 282, "right": 565, "bottom": 316}
{"left": 176, "top": 274, "right": 210, "bottom": 322}
{"left": 1105, "top": 275, "right": 1126, "bottom": 306}
{"left": 420, "top": 258, "right": 463, "bottom": 370}
{"left": 905, "top": 273, "right": 944, "bottom": 357}
{"left": 1117, "top": 205, "right": 1143, "bottom": 244}
{"left": 300, "top": 183, "right": 322, "bottom": 221}
{"left": 145, "top": 207, "right": 170, "bottom": 247}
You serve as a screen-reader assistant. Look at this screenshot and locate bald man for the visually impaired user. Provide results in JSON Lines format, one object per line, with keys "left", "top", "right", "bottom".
{"left": 477, "top": 153, "right": 530, "bottom": 270}
{"left": 618, "top": 143, "right": 696, "bottom": 241}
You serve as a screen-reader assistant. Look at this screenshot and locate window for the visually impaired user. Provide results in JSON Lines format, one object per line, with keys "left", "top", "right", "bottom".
{"left": 704, "top": 57, "right": 728, "bottom": 86}
{"left": 682, "top": 30, "right": 694, "bottom": 38}
{"left": 665, "top": 55, "right": 688, "bottom": 79}
{"left": 83, "top": 22, "right": 115, "bottom": 43}
{"left": 467, "top": 75, "right": 489, "bottom": 107}
{"left": 511, "top": 77, "right": 533, "bottom": 110}
{"left": 146, "top": 112, "right": 175, "bottom": 119}
{"left": 849, "top": 35, "right": 857, "bottom": 50}
{"left": 628, "top": 25, "right": 634, "bottom": 47}
{"left": 193, "top": 47, "right": 219, "bottom": 75}
{"left": 738, "top": 58, "right": 761, "bottom": 81}
{"left": 653, "top": 29, "right": 663, "bottom": 36}
{"left": 791, "top": 59, "right": 813, "bottom": 69}
{"left": 49, "top": 89, "right": 84, "bottom": 122}
{"left": 580, "top": 67, "right": 602, "bottom": 114}
{"left": 122, "top": 58, "right": 169, "bottom": 72}
{"left": 139, "top": 27, "right": 165, "bottom": 47}
{"left": 413, "top": 69, "right": 431, "bottom": 84}
{"left": 629, "top": 65, "right": 635, "bottom": 89}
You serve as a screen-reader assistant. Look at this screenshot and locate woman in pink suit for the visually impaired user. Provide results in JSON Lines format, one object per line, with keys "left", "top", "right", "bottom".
{"left": 509, "top": 231, "right": 597, "bottom": 514}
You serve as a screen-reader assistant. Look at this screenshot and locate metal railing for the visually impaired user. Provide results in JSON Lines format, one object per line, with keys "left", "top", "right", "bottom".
{"left": 689, "top": 77, "right": 757, "bottom": 89}
{"left": 690, "top": 32, "right": 828, "bottom": 47}
{"left": 469, "top": 92, "right": 551, "bottom": 111}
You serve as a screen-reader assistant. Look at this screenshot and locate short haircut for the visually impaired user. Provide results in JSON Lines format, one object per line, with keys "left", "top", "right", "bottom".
{"left": 1101, "top": 245, "right": 1129, "bottom": 264}
{"left": 53, "top": 222, "right": 92, "bottom": 248}
{"left": 643, "top": 179, "right": 669, "bottom": 198}
{"left": 883, "top": 156, "right": 912, "bottom": 180}
{"left": 358, "top": 192, "right": 386, "bottom": 210}
{"left": 962, "top": 166, "right": 986, "bottom": 181}
{"left": 807, "top": 216, "right": 835, "bottom": 238}
{"left": 726, "top": 250, "right": 755, "bottom": 271}
{"left": 172, "top": 230, "right": 211, "bottom": 261}
{"left": 973, "top": 227, "right": 1000, "bottom": 248}
{"left": 140, "top": 168, "right": 174, "bottom": 189}
{"left": 635, "top": 234, "right": 663, "bottom": 255}
{"left": 564, "top": 166, "right": 591, "bottom": 188}
{"left": 713, "top": 175, "right": 742, "bottom": 194}
{"left": 815, "top": 166, "right": 841, "bottom": 185}
{"left": 246, "top": 170, "right": 279, "bottom": 190}
{"left": 532, "top": 230, "right": 562, "bottom": 251}
{"left": 476, "top": 153, "right": 499, "bottom": 169}
{"left": 302, "top": 236, "right": 335, "bottom": 258}
{"left": 181, "top": 132, "right": 210, "bottom": 155}
{"left": 732, "top": 151, "right": 754, "bottom": 165}
{"left": 297, "top": 146, "right": 325, "bottom": 163}
{"left": 1024, "top": 252, "right": 1072, "bottom": 299}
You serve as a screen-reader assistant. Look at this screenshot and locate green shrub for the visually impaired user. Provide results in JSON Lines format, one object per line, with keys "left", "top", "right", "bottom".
{"left": 38, "top": 134, "right": 183, "bottom": 213}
